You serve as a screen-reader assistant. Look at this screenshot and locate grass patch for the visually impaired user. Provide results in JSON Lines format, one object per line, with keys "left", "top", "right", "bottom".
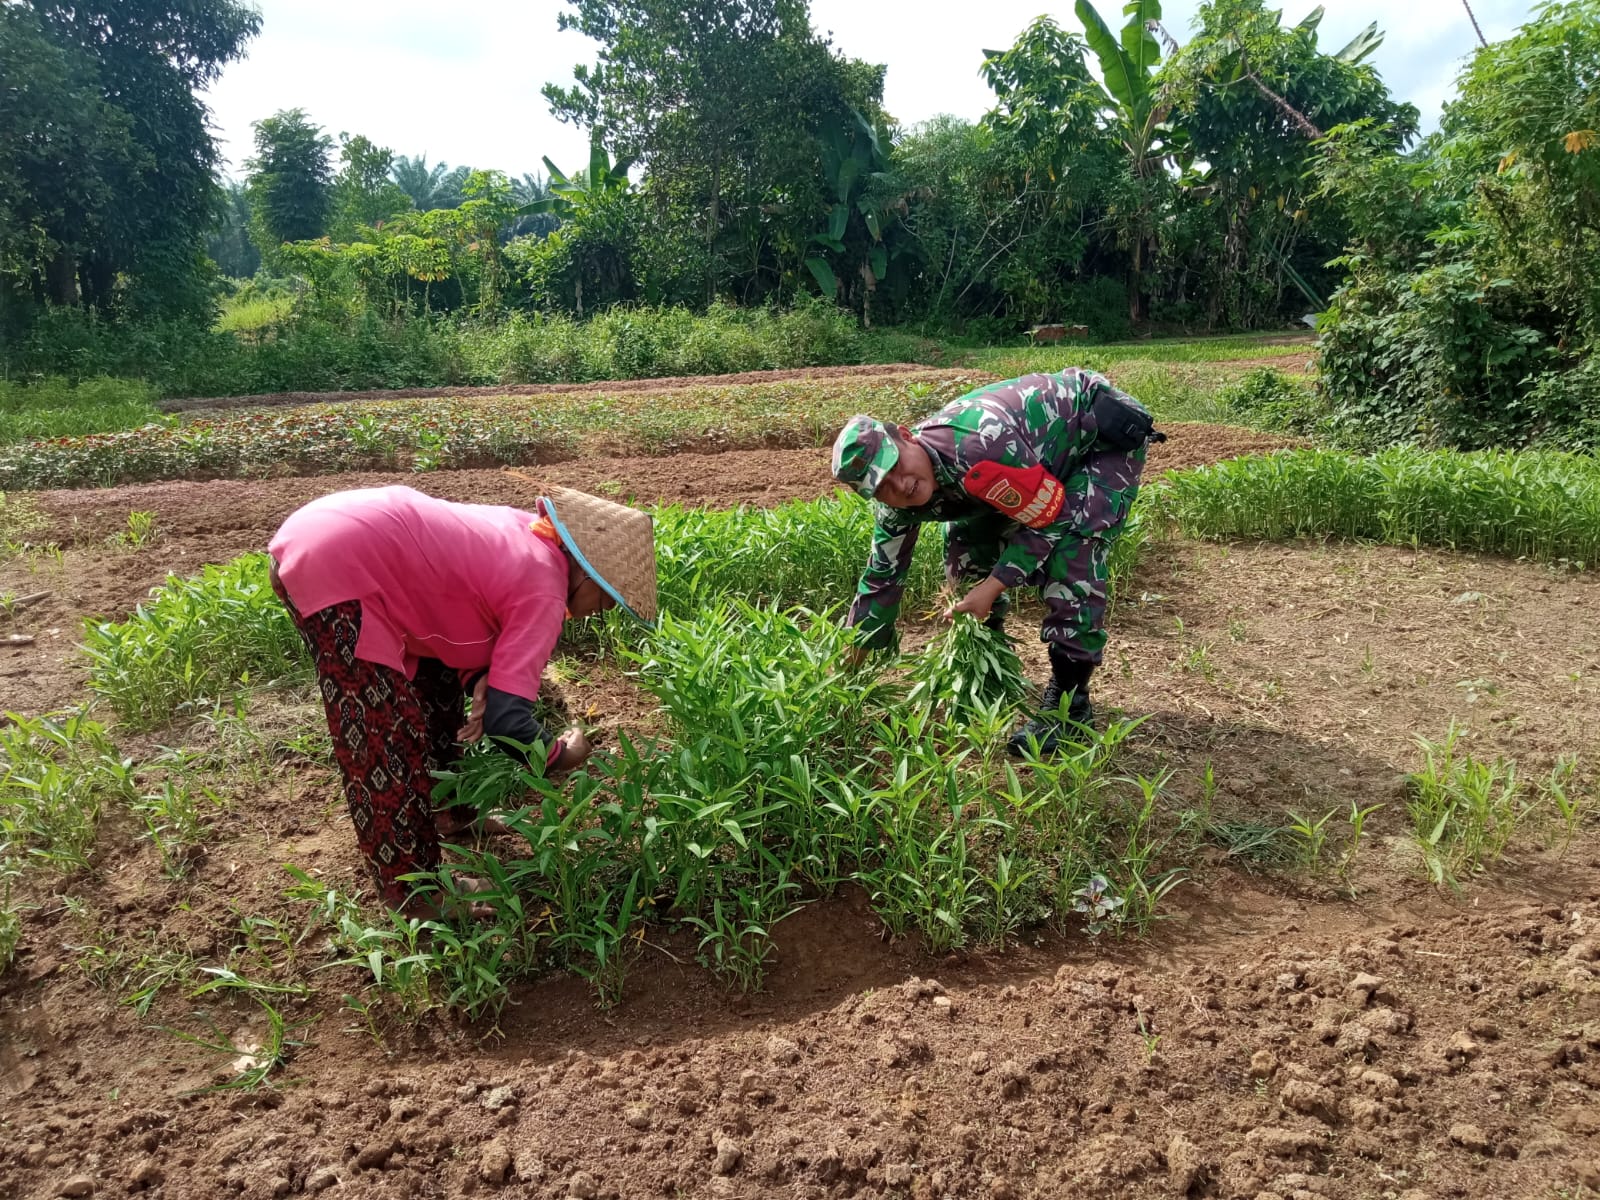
{"left": 215, "top": 295, "right": 294, "bottom": 339}
{"left": 0, "top": 377, "right": 168, "bottom": 445}
{"left": 0, "top": 330, "right": 1317, "bottom": 485}
{"left": 0, "top": 709, "right": 135, "bottom": 874}
{"left": 83, "top": 557, "right": 309, "bottom": 729}
{"left": 1406, "top": 725, "right": 1529, "bottom": 887}
{"left": 960, "top": 333, "right": 1310, "bottom": 379}
{"left": 394, "top": 600, "right": 1180, "bottom": 1014}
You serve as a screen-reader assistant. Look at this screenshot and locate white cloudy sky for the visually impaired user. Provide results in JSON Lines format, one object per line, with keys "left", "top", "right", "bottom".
{"left": 202, "top": 0, "right": 1537, "bottom": 180}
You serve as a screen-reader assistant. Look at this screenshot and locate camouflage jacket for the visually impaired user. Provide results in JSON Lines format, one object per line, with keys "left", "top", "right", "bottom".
{"left": 847, "top": 369, "right": 1146, "bottom": 645}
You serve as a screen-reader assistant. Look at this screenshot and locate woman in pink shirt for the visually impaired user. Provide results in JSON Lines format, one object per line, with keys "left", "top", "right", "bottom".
{"left": 268, "top": 484, "right": 657, "bottom": 914}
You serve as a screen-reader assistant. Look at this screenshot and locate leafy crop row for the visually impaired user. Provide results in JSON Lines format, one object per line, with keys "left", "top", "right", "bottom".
{"left": 0, "top": 375, "right": 979, "bottom": 489}
{"left": 1154, "top": 447, "right": 1600, "bottom": 566}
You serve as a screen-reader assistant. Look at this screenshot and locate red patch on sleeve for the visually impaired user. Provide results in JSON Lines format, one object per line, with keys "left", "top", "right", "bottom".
{"left": 961, "top": 461, "right": 1067, "bottom": 528}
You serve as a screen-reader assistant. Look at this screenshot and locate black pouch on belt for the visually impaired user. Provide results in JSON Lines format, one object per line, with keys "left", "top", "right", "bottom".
{"left": 1090, "top": 387, "right": 1166, "bottom": 450}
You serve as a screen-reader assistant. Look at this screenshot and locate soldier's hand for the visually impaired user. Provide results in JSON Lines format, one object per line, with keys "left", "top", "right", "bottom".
{"left": 946, "top": 577, "right": 1007, "bottom": 624}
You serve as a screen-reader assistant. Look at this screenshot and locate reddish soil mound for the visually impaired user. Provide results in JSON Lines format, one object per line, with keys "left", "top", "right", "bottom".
{"left": 161, "top": 363, "right": 956, "bottom": 414}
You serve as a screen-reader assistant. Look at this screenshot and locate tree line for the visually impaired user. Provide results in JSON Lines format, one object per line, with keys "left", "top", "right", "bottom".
{"left": 2, "top": 0, "right": 1596, "bottom": 449}
{"left": 2, "top": 0, "right": 1413, "bottom": 338}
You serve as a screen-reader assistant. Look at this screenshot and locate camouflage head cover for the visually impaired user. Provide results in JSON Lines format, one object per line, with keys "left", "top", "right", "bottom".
{"left": 831, "top": 416, "right": 900, "bottom": 499}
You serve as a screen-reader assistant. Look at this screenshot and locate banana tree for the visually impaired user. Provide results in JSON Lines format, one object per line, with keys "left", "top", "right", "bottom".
{"left": 1074, "top": 0, "right": 1174, "bottom": 323}
{"left": 803, "top": 108, "right": 911, "bottom": 327}
{"left": 515, "top": 131, "right": 640, "bottom": 316}
{"left": 518, "top": 130, "right": 636, "bottom": 222}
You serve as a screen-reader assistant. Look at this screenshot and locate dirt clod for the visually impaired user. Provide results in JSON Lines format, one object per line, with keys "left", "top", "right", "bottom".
{"left": 128, "top": 1159, "right": 164, "bottom": 1189}
{"left": 1280, "top": 1081, "right": 1339, "bottom": 1125}
{"left": 1168, "top": 1132, "right": 1208, "bottom": 1194}
{"left": 355, "top": 1139, "right": 396, "bottom": 1169}
{"left": 713, "top": 1136, "right": 743, "bottom": 1176}
{"left": 480, "top": 1138, "right": 513, "bottom": 1184}
{"left": 1335, "top": 1022, "right": 1376, "bottom": 1059}
{"left": 1246, "top": 1127, "right": 1323, "bottom": 1158}
{"left": 482, "top": 1084, "right": 518, "bottom": 1111}
{"left": 997, "top": 1060, "right": 1027, "bottom": 1099}
{"left": 765, "top": 1036, "right": 801, "bottom": 1066}
{"left": 57, "top": 1178, "right": 95, "bottom": 1198}
{"left": 567, "top": 1170, "right": 598, "bottom": 1199}
{"left": 1444, "top": 1031, "right": 1482, "bottom": 1068}
{"left": 1359, "top": 1069, "right": 1401, "bottom": 1099}
{"left": 1250, "top": 1050, "right": 1279, "bottom": 1080}
{"left": 1347, "top": 973, "right": 1385, "bottom": 1005}
{"left": 1450, "top": 1124, "right": 1493, "bottom": 1155}
{"left": 305, "top": 1167, "right": 340, "bottom": 1193}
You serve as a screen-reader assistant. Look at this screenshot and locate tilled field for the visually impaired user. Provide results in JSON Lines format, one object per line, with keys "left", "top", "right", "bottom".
{"left": 4, "top": 409, "right": 1600, "bottom": 1200}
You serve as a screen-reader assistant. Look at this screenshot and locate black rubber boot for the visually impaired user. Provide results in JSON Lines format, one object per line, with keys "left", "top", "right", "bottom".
{"left": 1007, "top": 652, "right": 1095, "bottom": 758}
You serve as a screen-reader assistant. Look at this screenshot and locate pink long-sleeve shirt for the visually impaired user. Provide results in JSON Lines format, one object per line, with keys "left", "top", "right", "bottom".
{"left": 268, "top": 486, "right": 567, "bottom": 702}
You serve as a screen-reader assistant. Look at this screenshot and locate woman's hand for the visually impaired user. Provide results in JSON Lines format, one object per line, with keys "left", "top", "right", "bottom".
{"left": 945, "top": 577, "right": 1007, "bottom": 624}
{"left": 457, "top": 673, "right": 489, "bottom": 743}
{"left": 551, "top": 726, "right": 593, "bottom": 772}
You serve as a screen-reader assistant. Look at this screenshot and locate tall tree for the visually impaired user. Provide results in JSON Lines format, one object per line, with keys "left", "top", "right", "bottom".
{"left": 507, "top": 174, "right": 561, "bottom": 239}
{"left": 544, "top": 0, "right": 885, "bottom": 304}
{"left": 245, "top": 109, "right": 334, "bottom": 261}
{"left": 1, "top": 0, "right": 259, "bottom": 320}
{"left": 329, "top": 134, "right": 413, "bottom": 240}
{"left": 1162, "top": 0, "right": 1417, "bottom": 326}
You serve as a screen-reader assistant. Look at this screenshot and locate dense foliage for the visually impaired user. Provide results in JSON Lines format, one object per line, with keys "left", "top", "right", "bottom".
{"left": 1314, "top": 0, "right": 1600, "bottom": 450}
{"left": 0, "top": 0, "right": 259, "bottom": 326}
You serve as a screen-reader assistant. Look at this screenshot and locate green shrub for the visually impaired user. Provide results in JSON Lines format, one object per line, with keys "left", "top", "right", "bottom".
{"left": 1316, "top": 262, "right": 1556, "bottom": 451}
{"left": 1524, "top": 358, "right": 1600, "bottom": 453}
{"left": 1214, "top": 367, "right": 1320, "bottom": 435}
{"left": 6, "top": 302, "right": 868, "bottom": 400}
{"left": 82, "top": 494, "right": 1141, "bottom": 729}
{"left": 82, "top": 555, "right": 309, "bottom": 729}
{"left": 463, "top": 299, "right": 863, "bottom": 385}
{"left": 0, "top": 376, "right": 979, "bottom": 490}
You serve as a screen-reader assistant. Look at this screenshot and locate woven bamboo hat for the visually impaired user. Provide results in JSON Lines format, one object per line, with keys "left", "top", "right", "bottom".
{"left": 539, "top": 486, "right": 657, "bottom": 626}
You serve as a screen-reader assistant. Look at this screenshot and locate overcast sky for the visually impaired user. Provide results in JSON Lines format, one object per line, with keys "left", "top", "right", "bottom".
{"left": 202, "top": 0, "right": 1538, "bottom": 181}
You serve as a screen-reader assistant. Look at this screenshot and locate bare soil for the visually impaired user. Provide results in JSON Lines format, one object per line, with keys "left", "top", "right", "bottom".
{"left": 5, "top": 419, "right": 1600, "bottom": 1200}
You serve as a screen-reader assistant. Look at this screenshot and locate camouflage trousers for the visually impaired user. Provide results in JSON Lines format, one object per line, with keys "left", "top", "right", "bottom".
{"left": 944, "top": 514, "right": 1118, "bottom": 665}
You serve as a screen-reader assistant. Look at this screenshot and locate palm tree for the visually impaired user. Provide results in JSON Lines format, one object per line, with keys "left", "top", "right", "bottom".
{"left": 506, "top": 173, "right": 560, "bottom": 239}
{"left": 390, "top": 156, "right": 471, "bottom": 211}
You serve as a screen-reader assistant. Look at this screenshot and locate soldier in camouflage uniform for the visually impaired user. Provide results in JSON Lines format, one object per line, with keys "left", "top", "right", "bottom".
{"left": 831, "top": 368, "right": 1160, "bottom": 756}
